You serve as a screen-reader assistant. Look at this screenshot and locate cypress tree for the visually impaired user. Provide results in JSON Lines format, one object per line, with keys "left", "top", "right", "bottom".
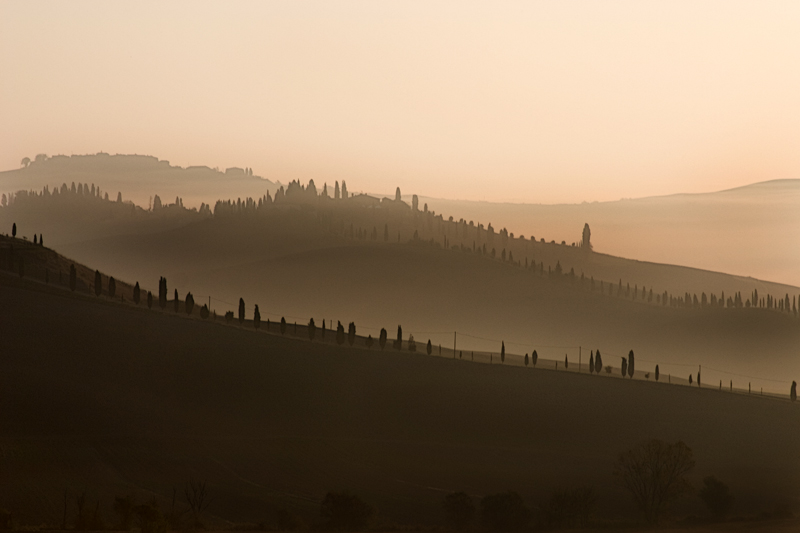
{"left": 501, "top": 342, "right": 505, "bottom": 363}
{"left": 524, "top": 353, "right": 529, "bottom": 366}
{"left": 200, "top": 304, "right": 209, "bottom": 319}
{"left": 395, "top": 325, "right": 403, "bottom": 349}
{"left": 628, "top": 350, "right": 635, "bottom": 378}
{"left": 238, "top": 298, "right": 245, "bottom": 324}
{"left": 68, "top": 264, "right": 76, "bottom": 291}
{"left": 307, "top": 317, "right": 315, "bottom": 340}
{"left": 322, "top": 319, "right": 326, "bottom": 339}
{"left": 158, "top": 277, "right": 167, "bottom": 309}
{"left": 595, "top": 350, "right": 602, "bottom": 373}
{"left": 33, "top": 234, "right": 37, "bottom": 245}
{"left": 689, "top": 374, "right": 693, "bottom": 385}
{"left": 109, "top": 277, "right": 116, "bottom": 299}
{"left": 655, "top": 365, "right": 660, "bottom": 381}
{"left": 185, "top": 293, "right": 194, "bottom": 315}
{"left": 336, "top": 322, "right": 345, "bottom": 345}
{"left": 791, "top": 381, "right": 797, "bottom": 402}
{"left": 589, "top": 353, "right": 594, "bottom": 374}
{"left": 348, "top": 322, "right": 356, "bottom": 345}
{"left": 379, "top": 328, "right": 387, "bottom": 349}
{"left": 147, "top": 291, "right": 153, "bottom": 309}
{"left": 532, "top": 350, "right": 538, "bottom": 367}
{"left": 366, "top": 335, "right": 374, "bottom": 348}
{"left": 133, "top": 282, "right": 140, "bottom": 304}
{"left": 427, "top": 340, "right": 432, "bottom": 355}
{"left": 564, "top": 354, "right": 568, "bottom": 369}
{"left": 280, "top": 317, "right": 287, "bottom": 335}
{"left": 173, "top": 289, "right": 179, "bottom": 312}
{"left": 94, "top": 270, "right": 102, "bottom": 296}
{"left": 697, "top": 371, "right": 701, "bottom": 387}
{"left": 621, "top": 357, "right": 628, "bottom": 377}
{"left": 12, "top": 223, "right": 16, "bottom": 238}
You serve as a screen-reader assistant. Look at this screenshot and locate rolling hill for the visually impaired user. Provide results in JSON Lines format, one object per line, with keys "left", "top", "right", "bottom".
{"left": 1, "top": 264, "right": 799, "bottom": 529}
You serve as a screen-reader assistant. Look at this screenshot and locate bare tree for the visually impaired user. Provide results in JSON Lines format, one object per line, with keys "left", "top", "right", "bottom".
{"left": 613, "top": 439, "right": 695, "bottom": 523}
{"left": 184, "top": 479, "right": 212, "bottom": 527}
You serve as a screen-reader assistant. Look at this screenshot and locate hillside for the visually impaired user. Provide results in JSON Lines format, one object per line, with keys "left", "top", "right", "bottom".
{"left": 2, "top": 186, "right": 798, "bottom": 394}
{"left": 1, "top": 273, "right": 799, "bottom": 529}
{"left": 421, "top": 179, "right": 800, "bottom": 288}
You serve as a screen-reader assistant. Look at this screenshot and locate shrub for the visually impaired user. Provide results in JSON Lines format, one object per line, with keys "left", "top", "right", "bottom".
{"left": 543, "top": 487, "right": 595, "bottom": 529}
{"left": 480, "top": 491, "right": 530, "bottom": 531}
{"left": 200, "top": 304, "right": 209, "bottom": 320}
{"left": 443, "top": 492, "right": 475, "bottom": 531}
{"left": 225, "top": 311, "right": 234, "bottom": 323}
{"left": 320, "top": 491, "right": 373, "bottom": 531}
{"left": 699, "top": 476, "right": 733, "bottom": 519}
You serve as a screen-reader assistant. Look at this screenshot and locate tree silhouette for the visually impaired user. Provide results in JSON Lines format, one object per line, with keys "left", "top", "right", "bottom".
{"left": 12, "top": 223, "right": 16, "bottom": 238}
{"left": 158, "top": 277, "right": 166, "bottom": 309}
{"left": 524, "top": 353, "right": 529, "bottom": 366}
{"left": 366, "top": 335, "right": 373, "bottom": 348}
{"left": 408, "top": 334, "right": 416, "bottom": 352}
{"left": 185, "top": 293, "right": 195, "bottom": 315}
{"left": 689, "top": 375, "right": 693, "bottom": 385}
{"left": 147, "top": 291, "right": 153, "bottom": 309}
{"left": 791, "top": 381, "right": 797, "bottom": 402}
{"left": 348, "top": 322, "right": 356, "bottom": 345}
{"left": 427, "top": 339, "right": 432, "bottom": 355}
{"left": 225, "top": 311, "right": 234, "bottom": 323}
{"left": 621, "top": 357, "right": 628, "bottom": 377}
{"left": 582, "top": 223, "right": 592, "bottom": 250}
{"left": 394, "top": 325, "right": 403, "bottom": 349}
{"left": 94, "top": 270, "right": 102, "bottom": 296}
{"left": 238, "top": 298, "right": 245, "bottom": 324}
{"left": 133, "top": 282, "right": 140, "bottom": 304}
{"left": 532, "top": 350, "right": 538, "bottom": 367}
{"left": 320, "top": 491, "right": 373, "bottom": 531}
{"left": 173, "top": 289, "right": 179, "bottom": 312}
{"left": 697, "top": 371, "right": 701, "bottom": 387}
{"left": 589, "top": 353, "right": 594, "bottom": 374}
{"left": 614, "top": 439, "right": 695, "bottom": 523}
{"left": 21, "top": 157, "right": 30, "bottom": 168}
{"left": 501, "top": 342, "right": 505, "bottom": 363}
{"left": 395, "top": 187, "right": 401, "bottom": 201}
{"left": 336, "top": 322, "right": 345, "bottom": 345}
{"left": 564, "top": 354, "right": 569, "bottom": 369}
{"left": 280, "top": 317, "right": 287, "bottom": 335}
{"left": 33, "top": 234, "right": 37, "bottom": 245}
{"left": 595, "top": 350, "right": 602, "bottom": 373}
{"left": 699, "top": 476, "right": 733, "bottom": 519}
{"left": 655, "top": 365, "right": 660, "bottom": 381}
{"left": 308, "top": 317, "right": 315, "bottom": 340}
{"left": 379, "top": 328, "right": 387, "bottom": 350}
{"left": 108, "top": 277, "right": 116, "bottom": 299}
{"left": 69, "top": 264, "right": 77, "bottom": 291}
{"left": 628, "top": 350, "right": 635, "bottom": 378}
{"left": 480, "top": 492, "right": 531, "bottom": 532}
{"left": 443, "top": 492, "right": 475, "bottom": 531}
{"left": 200, "top": 304, "right": 209, "bottom": 319}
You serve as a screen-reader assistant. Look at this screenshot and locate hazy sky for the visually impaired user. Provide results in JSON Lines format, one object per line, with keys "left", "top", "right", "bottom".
{"left": 2, "top": 1, "right": 800, "bottom": 204}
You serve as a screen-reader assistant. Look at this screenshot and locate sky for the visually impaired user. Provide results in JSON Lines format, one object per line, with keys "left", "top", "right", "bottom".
{"left": 2, "top": 1, "right": 800, "bottom": 204}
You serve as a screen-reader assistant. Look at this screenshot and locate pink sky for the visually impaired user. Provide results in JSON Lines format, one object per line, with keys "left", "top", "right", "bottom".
{"left": 2, "top": 1, "right": 800, "bottom": 204}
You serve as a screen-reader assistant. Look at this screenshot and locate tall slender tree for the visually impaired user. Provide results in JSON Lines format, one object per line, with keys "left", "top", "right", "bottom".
{"left": 427, "top": 339, "right": 432, "bottom": 355}
{"left": 655, "top": 365, "right": 660, "bottom": 381}
{"left": 173, "top": 289, "right": 179, "bottom": 312}
{"left": 94, "top": 270, "right": 102, "bottom": 296}
{"left": 621, "top": 358, "right": 628, "bottom": 377}
{"left": 791, "top": 381, "right": 797, "bottom": 402}
{"left": 395, "top": 325, "right": 403, "bottom": 349}
{"left": 501, "top": 342, "right": 505, "bottom": 363}
{"left": 348, "top": 322, "right": 356, "bottom": 346}
{"left": 238, "top": 298, "right": 245, "bottom": 324}
{"left": 532, "top": 350, "right": 538, "bottom": 367}
{"left": 595, "top": 350, "right": 603, "bottom": 373}
{"left": 308, "top": 317, "right": 315, "bottom": 340}
{"left": 133, "top": 282, "right": 140, "bottom": 304}
{"left": 253, "top": 305, "right": 261, "bottom": 329}
{"left": 589, "top": 353, "right": 595, "bottom": 374}
{"left": 280, "top": 317, "right": 287, "bottom": 335}
{"left": 379, "top": 328, "right": 387, "bottom": 350}
{"left": 628, "top": 350, "right": 635, "bottom": 378}
{"left": 185, "top": 293, "right": 195, "bottom": 315}
{"left": 147, "top": 291, "right": 153, "bottom": 309}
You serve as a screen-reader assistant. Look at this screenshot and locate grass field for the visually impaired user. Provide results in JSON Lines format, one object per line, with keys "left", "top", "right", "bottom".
{"left": 1, "top": 275, "right": 799, "bottom": 530}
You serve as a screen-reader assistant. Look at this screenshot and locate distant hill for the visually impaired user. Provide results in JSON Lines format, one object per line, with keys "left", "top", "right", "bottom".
{"left": 1, "top": 273, "right": 799, "bottom": 528}
{"left": 0, "top": 152, "right": 278, "bottom": 210}
{"left": 419, "top": 179, "right": 800, "bottom": 288}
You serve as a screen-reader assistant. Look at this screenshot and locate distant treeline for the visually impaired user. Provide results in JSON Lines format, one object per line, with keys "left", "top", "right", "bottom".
{"left": 3, "top": 180, "right": 799, "bottom": 319}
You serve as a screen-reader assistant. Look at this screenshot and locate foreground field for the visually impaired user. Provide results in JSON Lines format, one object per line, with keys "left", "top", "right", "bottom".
{"left": 1, "top": 280, "right": 799, "bottom": 529}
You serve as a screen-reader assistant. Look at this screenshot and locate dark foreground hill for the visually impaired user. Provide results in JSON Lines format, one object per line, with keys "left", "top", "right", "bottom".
{"left": 1, "top": 277, "right": 799, "bottom": 529}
